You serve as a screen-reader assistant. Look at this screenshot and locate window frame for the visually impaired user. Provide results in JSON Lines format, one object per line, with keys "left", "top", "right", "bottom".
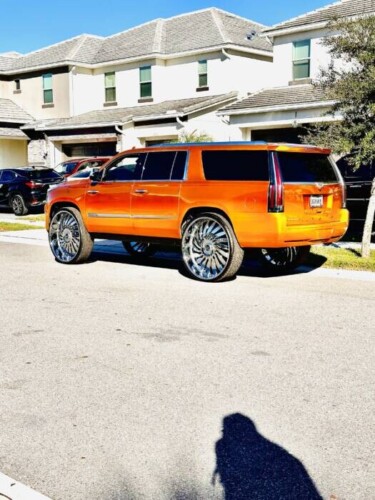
{"left": 198, "top": 60, "right": 208, "bottom": 88}
{"left": 139, "top": 151, "right": 188, "bottom": 181}
{"left": 104, "top": 71, "right": 116, "bottom": 103}
{"left": 42, "top": 73, "right": 53, "bottom": 104}
{"left": 102, "top": 153, "right": 146, "bottom": 182}
{"left": 139, "top": 66, "right": 152, "bottom": 98}
{"left": 292, "top": 39, "right": 311, "bottom": 80}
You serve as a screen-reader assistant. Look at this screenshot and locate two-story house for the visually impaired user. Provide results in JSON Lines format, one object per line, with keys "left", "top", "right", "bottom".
{"left": 219, "top": 0, "right": 375, "bottom": 143}
{"left": 0, "top": 8, "right": 273, "bottom": 168}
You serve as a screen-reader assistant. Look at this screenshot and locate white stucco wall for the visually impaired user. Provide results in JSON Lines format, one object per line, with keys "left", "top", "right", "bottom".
{"left": 271, "top": 29, "right": 333, "bottom": 86}
{"left": 71, "top": 51, "right": 273, "bottom": 115}
{"left": 0, "top": 139, "right": 28, "bottom": 168}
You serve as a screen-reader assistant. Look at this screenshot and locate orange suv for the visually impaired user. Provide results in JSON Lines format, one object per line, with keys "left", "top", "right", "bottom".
{"left": 45, "top": 142, "right": 348, "bottom": 282}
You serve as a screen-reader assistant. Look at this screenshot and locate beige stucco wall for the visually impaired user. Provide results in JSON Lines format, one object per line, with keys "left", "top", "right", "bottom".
{"left": 0, "top": 139, "right": 28, "bottom": 168}
{"left": 3, "top": 71, "right": 70, "bottom": 120}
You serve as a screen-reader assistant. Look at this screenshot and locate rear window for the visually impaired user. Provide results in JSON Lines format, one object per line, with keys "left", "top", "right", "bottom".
{"left": 277, "top": 152, "right": 338, "bottom": 183}
{"left": 28, "top": 169, "right": 61, "bottom": 180}
{"left": 202, "top": 150, "right": 269, "bottom": 181}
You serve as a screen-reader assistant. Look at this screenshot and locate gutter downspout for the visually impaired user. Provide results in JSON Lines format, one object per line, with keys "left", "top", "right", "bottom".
{"left": 176, "top": 115, "right": 185, "bottom": 128}
{"left": 221, "top": 48, "right": 231, "bottom": 60}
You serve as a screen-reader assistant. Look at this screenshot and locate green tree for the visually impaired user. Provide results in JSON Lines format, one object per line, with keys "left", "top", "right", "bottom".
{"left": 303, "top": 16, "right": 375, "bottom": 257}
{"left": 173, "top": 129, "right": 213, "bottom": 143}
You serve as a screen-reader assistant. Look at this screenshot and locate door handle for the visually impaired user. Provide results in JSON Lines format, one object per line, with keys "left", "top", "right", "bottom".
{"left": 87, "top": 190, "right": 99, "bottom": 194}
{"left": 134, "top": 189, "right": 148, "bottom": 194}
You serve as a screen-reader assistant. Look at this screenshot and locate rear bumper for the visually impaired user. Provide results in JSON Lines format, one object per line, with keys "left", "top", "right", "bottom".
{"left": 237, "top": 209, "right": 349, "bottom": 248}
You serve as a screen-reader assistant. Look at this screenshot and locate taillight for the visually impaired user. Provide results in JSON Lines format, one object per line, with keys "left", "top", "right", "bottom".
{"left": 340, "top": 180, "right": 347, "bottom": 208}
{"left": 268, "top": 152, "right": 284, "bottom": 212}
{"left": 25, "top": 181, "right": 38, "bottom": 189}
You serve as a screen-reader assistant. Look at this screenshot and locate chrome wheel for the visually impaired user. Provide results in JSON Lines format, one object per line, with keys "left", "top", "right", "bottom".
{"left": 49, "top": 210, "right": 81, "bottom": 263}
{"left": 182, "top": 216, "right": 232, "bottom": 281}
{"left": 260, "top": 247, "right": 298, "bottom": 268}
{"left": 122, "top": 241, "right": 155, "bottom": 257}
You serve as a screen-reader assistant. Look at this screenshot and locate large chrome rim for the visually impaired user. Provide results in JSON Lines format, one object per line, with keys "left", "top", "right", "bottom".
{"left": 49, "top": 210, "right": 81, "bottom": 262}
{"left": 128, "top": 241, "right": 151, "bottom": 254}
{"left": 261, "top": 247, "right": 298, "bottom": 267}
{"left": 12, "top": 195, "right": 24, "bottom": 215}
{"left": 182, "top": 217, "right": 231, "bottom": 281}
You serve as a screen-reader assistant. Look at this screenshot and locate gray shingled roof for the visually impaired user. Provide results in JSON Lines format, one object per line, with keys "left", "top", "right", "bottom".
{"left": 25, "top": 93, "right": 237, "bottom": 130}
{"left": 221, "top": 85, "right": 333, "bottom": 114}
{"left": 0, "top": 99, "right": 34, "bottom": 123}
{"left": 0, "top": 9, "right": 271, "bottom": 74}
{"left": 263, "top": 0, "right": 375, "bottom": 35}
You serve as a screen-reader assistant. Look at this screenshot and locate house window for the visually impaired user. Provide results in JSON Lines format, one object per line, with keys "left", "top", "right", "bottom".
{"left": 292, "top": 40, "right": 311, "bottom": 80}
{"left": 43, "top": 74, "right": 53, "bottom": 104}
{"left": 140, "top": 66, "right": 152, "bottom": 98}
{"left": 14, "top": 79, "right": 21, "bottom": 91}
{"left": 105, "top": 72, "right": 116, "bottom": 102}
{"left": 198, "top": 60, "right": 208, "bottom": 87}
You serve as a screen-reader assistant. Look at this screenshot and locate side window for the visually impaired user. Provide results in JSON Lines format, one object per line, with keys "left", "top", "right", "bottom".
{"left": 104, "top": 154, "right": 146, "bottom": 181}
{"left": 2, "top": 170, "right": 16, "bottom": 182}
{"left": 142, "top": 152, "right": 184, "bottom": 181}
{"left": 171, "top": 151, "right": 188, "bottom": 180}
{"left": 202, "top": 151, "right": 269, "bottom": 181}
{"left": 42, "top": 74, "right": 53, "bottom": 104}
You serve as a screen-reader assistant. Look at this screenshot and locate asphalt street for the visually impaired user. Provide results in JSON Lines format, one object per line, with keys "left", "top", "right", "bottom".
{"left": 0, "top": 238, "right": 374, "bottom": 499}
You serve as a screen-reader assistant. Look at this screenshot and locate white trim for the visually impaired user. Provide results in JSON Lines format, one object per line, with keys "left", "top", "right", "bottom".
{"left": 0, "top": 471, "right": 51, "bottom": 500}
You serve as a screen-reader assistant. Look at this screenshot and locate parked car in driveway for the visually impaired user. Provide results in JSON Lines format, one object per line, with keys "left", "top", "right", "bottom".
{"left": 0, "top": 167, "right": 63, "bottom": 215}
{"left": 54, "top": 157, "right": 111, "bottom": 178}
{"left": 336, "top": 155, "right": 375, "bottom": 229}
{"left": 45, "top": 142, "right": 349, "bottom": 282}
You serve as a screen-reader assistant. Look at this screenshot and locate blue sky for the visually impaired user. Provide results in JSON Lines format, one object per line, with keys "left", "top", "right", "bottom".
{"left": 0, "top": 0, "right": 333, "bottom": 54}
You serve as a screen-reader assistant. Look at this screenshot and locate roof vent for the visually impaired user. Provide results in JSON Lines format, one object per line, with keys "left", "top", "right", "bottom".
{"left": 246, "top": 30, "right": 257, "bottom": 41}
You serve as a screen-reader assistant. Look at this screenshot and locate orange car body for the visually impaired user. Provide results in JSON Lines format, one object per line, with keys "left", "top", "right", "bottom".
{"left": 45, "top": 142, "right": 348, "bottom": 248}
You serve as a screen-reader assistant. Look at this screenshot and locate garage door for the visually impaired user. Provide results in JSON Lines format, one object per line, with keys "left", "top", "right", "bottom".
{"left": 62, "top": 142, "right": 117, "bottom": 158}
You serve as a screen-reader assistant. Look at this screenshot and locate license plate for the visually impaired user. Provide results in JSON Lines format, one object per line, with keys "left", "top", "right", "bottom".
{"left": 310, "top": 195, "right": 323, "bottom": 208}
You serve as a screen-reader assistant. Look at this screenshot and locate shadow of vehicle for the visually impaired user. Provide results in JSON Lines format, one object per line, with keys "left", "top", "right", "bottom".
{"left": 213, "top": 413, "right": 322, "bottom": 500}
{"left": 89, "top": 245, "right": 327, "bottom": 280}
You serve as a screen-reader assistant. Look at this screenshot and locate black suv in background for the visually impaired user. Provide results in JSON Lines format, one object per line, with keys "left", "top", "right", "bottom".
{"left": 0, "top": 167, "right": 63, "bottom": 215}
{"left": 337, "top": 156, "right": 375, "bottom": 231}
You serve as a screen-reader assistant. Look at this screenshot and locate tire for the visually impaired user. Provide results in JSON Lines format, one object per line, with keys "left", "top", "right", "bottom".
{"left": 259, "top": 246, "right": 311, "bottom": 271}
{"left": 122, "top": 241, "right": 156, "bottom": 257}
{"left": 10, "top": 194, "right": 28, "bottom": 216}
{"left": 48, "top": 207, "right": 93, "bottom": 264}
{"left": 181, "top": 212, "right": 244, "bottom": 282}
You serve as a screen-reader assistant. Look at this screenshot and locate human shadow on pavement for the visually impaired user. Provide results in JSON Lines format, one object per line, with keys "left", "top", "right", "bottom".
{"left": 213, "top": 413, "right": 323, "bottom": 500}
{"left": 89, "top": 245, "right": 327, "bottom": 280}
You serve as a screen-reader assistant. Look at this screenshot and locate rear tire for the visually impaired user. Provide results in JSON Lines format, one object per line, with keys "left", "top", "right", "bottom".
{"left": 10, "top": 194, "right": 28, "bottom": 216}
{"left": 181, "top": 212, "right": 244, "bottom": 282}
{"left": 259, "top": 246, "right": 311, "bottom": 271}
{"left": 48, "top": 207, "right": 93, "bottom": 264}
{"left": 122, "top": 241, "right": 156, "bottom": 257}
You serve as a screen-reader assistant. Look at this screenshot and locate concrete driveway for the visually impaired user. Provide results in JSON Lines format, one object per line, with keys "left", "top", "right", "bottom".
{"left": 0, "top": 236, "right": 374, "bottom": 500}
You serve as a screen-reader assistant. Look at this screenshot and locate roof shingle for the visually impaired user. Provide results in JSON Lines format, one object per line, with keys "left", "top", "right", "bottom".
{"left": 0, "top": 99, "right": 34, "bottom": 123}
{"left": 263, "top": 0, "right": 375, "bottom": 35}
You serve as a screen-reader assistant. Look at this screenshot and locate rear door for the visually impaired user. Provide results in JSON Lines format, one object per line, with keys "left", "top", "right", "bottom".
{"left": 131, "top": 150, "right": 187, "bottom": 238}
{"left": 276, "top": 151, "right": 344, "bottom": 226}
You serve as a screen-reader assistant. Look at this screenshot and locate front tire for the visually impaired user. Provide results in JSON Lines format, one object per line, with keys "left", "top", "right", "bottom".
{"left": 259, "top": 246, "right": 310, "bottom": 271}
{"left": 181, "top": 212, "right": 244, "bottom": 282}
{"left": 49, "top": 207, "right": 93, "bottom": 264}
{"left": 11, "top": 194, "right": 28, "bottom": 216}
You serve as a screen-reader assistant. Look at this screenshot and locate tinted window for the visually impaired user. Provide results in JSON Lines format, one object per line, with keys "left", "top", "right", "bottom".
{"left": 171, "top": 151, "right": 187, "bottom": 180}
{"left": 337, "top": 156, "right": 374, "bottom": 181}
{"left": 105, "top": 154, "right": 145, "bottom": 181}
{"left": 142, "top": 152, "right": 177, "bottom": 181}
{"left": 28, "top": 169, "right": 61, "bottom": 180}
{"left": 277, "top": 152, "right": 338, "bottom": 183}
{"left": 202, "top": 150, "right": 269, "bottom": 181}
{"left": 1, "top": 170, "right": 16, "bottom": 182}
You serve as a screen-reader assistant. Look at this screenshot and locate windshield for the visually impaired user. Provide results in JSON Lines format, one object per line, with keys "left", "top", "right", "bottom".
{"left": 54, "top": 161, "right": 79, "bottom": 174}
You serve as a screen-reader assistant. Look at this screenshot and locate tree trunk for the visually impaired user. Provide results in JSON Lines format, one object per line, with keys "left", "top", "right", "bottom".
{"left": 361, "top": 177, "right": 375, "bottom": 258}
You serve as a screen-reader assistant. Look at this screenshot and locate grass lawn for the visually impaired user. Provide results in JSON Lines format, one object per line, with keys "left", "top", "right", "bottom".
{"left": 0, "top": 222, "right": 44, "bottom": 232}
{"left": 308, "top": 245, "right": 375, "bottom": 272}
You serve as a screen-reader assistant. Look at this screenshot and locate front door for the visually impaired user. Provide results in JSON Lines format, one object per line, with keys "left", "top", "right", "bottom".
{"left": 84, "top": 153, "right": 145, "bottom": 235}
{"left": 131, "top": 150, "right": 187, "bottom": 238}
